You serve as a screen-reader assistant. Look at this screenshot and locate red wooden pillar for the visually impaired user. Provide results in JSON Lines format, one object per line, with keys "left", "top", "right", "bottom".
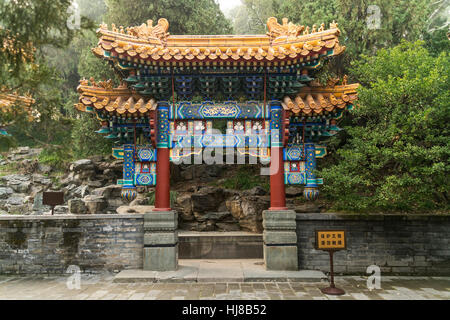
{"left": 154, "top": 148, "right": 171, "bottom": 211}
{"left": 269, "top": 146, "right": 287, "bottom": 210}
{"left": 153, "top": 102, "right": 171, "bottom": 212}
{"left": 269, "top": 103, "right": 287, "bottom": 211}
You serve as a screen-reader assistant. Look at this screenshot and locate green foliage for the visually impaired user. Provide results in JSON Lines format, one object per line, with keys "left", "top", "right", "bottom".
{"left": 319, "top": 41, "right": 450, "bottom": 212}
{"left": 227, "top": 5, "right": 257, "bottom": 34}
{"left": 0, "top": 0, "right": 87, "bottom": 74}
{"left": 424, "top": 29, "right": 450, "bottom": 57}
{"left": 275, "top": 0, "right": 337, "bottom": 27}
{"left": 334, "top": 0, "right": 431, "bottom": 56}
{"left": 232, "top": 0, "right": 278, "bottom": 34}
{"left": 0, "top": 135, "right": 15, "bottom": 152}
{"left": 220, "top": 165, "right": 269, "bottom": 191}
{"left": 76, "top": 32, "right": 117, "bottom": 83}
{"left": 0, "top": 161, "right": 17, "bottom": 177}
{"left": 38, "top": 147, "right": 72, "bottom": 171}
{"left": 0, "top": 0, "right": 95, "bottom": 154}
{"left": 236, "top": 0, "right": 434, "bottom": 76}
{"left": 0, "top": 151, "right": 23, "bottom": 178}
{"left": 105, "top": 0, "right": 232, "bottom": 34}
{"left": 70, "top": 113, "right": 114, "bottom": 158}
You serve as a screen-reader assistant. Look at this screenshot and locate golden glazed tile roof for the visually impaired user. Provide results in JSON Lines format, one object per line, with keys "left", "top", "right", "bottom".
{"left": 76, "top": 79, "right": 156, "bottom": 115}
{"left": 0, "top": 88, "right": 36, "bottom": 125}
{"left": 76, "top": 78, "right": 358, "bottom": 117}
{"left": 94, "top": 17, "right": 345, "bottom": 64}
{"left": 0, "top": 86, "right": 35, "bottom": 107}
{"left": 0, "top": 92, "right": 34, "bottom": 109}
{"left": 282, "top": 80, "right": 359, "bottom": 115}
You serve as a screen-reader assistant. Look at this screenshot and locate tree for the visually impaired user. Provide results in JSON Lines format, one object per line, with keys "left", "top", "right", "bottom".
{"left": 0, "top": 0, "right": 81, "bottom": 75}
{"left": 44, "top": 0, "right": 108, "bottom": 96}
{"left": 333, "top": 0, "right": 432, "bottom": 74}
{"left": 238, "top": 0, "right": 435, "bottom": 75}
{"left": 319, "top": 41, "right": 450, "bottom": 212}
{"left": 422, "top": 0, "right": 450, "bottom": 57}
{"left": 238, "top": 0, "right": 278, "bottom": 34}
{"left": 228, "top": 5, "right": 264, "bottom": 34}
{"left": 104, "top": 0, "right": 232, "bottom": 34}
{"left": 424, "top": 28, "right": 450, "bottom": 57}
{"left": 0, "top": 0, "right": 94, "bottom": 151}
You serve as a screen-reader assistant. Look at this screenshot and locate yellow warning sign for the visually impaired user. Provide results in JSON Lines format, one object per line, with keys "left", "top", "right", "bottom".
{"left": 315, "top": 230, "right": 346, "bottom": 250}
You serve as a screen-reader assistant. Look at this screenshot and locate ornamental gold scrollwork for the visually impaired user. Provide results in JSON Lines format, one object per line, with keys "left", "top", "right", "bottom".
{"left": 267, "top": 17, "right": 305, "bottom": 41}
{"left": 201, "top": 105, "right": 239, "bottom": 117}
{"left": 126, "top": 18, "right": 170, "bottom": 43}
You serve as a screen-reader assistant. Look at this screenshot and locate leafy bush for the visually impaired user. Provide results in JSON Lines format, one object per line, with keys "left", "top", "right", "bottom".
{"left": 319, "top": 41, "right": 450, "bottom": 212}
{"left": 38, "top": 147, "right": 73, "bottom": 172}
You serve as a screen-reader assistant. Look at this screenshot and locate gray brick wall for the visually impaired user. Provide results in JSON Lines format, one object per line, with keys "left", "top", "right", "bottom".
{"left": 296, "top": 213, "right": 450, "bottom": 275}
{"left": 1, "top": 213, "right": 449, "bottom": 275}
{"left": 0, "top": 215, "right": 144, "bottom": 274}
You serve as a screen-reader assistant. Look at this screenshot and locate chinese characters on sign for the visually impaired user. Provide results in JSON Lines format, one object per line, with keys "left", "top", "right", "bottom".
{"left": 315, "top": 230, "right": 347, "bottom": 296}
{"left": 315, "top": 230, "right": 346, "bottom": 250}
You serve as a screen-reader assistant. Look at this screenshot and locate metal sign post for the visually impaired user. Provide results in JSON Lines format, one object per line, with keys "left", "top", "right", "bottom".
{"left": 43, "top": 192, "right": 65, "bottom": 215}
{"left": 315, "top": 230, "right": 346, "bottom": 296}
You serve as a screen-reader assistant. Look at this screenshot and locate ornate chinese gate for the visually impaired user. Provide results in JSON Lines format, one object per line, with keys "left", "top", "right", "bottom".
{"left": 76, "top": 17, "right": 358, "bottom": 271}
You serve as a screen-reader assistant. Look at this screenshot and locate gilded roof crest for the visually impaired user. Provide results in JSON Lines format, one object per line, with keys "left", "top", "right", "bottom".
{"left": 127, "top": 18, "right": 169, "bottom": 43}
{"left": 267, "top": 17, "right": 305, "bottom": 41}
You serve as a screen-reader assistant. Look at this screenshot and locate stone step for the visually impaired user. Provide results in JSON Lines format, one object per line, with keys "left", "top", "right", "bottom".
{"left": 113, "top": 259, "right": 328, "bottom": 283}
{"left": 178, "top": 231, "right": 263, "bottom": 259}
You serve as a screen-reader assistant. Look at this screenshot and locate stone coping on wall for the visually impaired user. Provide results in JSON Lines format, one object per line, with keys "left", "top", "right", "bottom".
{"left": 0, "top": 213, "right": 145, "bottom": 220}
{"left": 1, "top": 212, "right": 448, "bottom": 221}
{"left": 296, "top": 212, "right": 450, "bottom": 221}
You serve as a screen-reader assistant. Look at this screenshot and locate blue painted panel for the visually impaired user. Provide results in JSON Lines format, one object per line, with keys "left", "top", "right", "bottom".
{"left": 171, "top": 134, "right": 270, "bottom": 148}
{"left": 284, "top": 173, "right": 306, "bottom": 185}
{"left": 137, "top": 148, "right": 157, "bottom": 162}
{"left": 173, "top": 101, "right": 266, "bottom": 120}
{"left": 134, "top": 173, "right": 156, "bottom": 186}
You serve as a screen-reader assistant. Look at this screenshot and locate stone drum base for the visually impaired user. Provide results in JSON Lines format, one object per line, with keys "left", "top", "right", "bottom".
{"left": 263, "top": 210, "right": 298, "bottom": 271}
{"left": 143, "top": 211, "right": 178, "bottom": 271}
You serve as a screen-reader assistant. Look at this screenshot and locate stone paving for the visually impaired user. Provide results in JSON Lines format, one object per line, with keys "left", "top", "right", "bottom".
{"left": 114, "top": 259, "right": 327, "bottom": 283}
{"left": 0, "top": 274, "right": 449, "bottom": 300}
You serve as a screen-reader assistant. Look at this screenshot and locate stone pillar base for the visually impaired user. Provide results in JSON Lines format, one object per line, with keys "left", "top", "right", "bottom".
{"left": 263, "top": 210, "right": 298, "bottom": 271}
{"left": 143, "top": 211, "right": 178, "bottom": 271}
{"left": 143, "top": 246, "right": 178, "bottom": 271}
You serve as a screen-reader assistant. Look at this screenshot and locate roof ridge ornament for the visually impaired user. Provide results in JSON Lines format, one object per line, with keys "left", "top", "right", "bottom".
{"left": 310, "top": 75, "right": 349, "bottom": 88}
{"left": 267, "top": 17, "right": 305, "bottom": 41}
{"left": 94, "top": 17, "right": 346, "bottom": 66}
{"left": 79, "top": 78, "right": 118, "bottom": 91}
{"left": 0, "top": 88, "right": 37, "bottom": 128}
{"left": 127, "top": 18, "right": 170, "bottom": 44}
{"left": 99, "top": 18, "right": 170, "bottom": 45}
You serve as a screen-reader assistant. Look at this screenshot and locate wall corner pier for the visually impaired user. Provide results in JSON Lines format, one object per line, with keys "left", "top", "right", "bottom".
{"left": 143, "top": 211, "right": 178, "bottom": 271}
{"left": 262, "top": 209, "right": 298, "bottom": 271}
